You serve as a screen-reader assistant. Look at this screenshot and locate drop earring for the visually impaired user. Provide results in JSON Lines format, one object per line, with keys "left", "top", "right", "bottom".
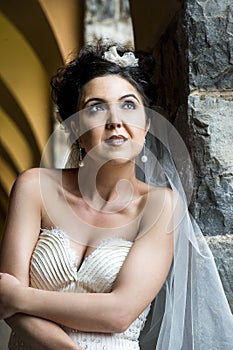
{"left": 78, "top": 143, "right": 84, "bottom": 168}
{"left": 141, "top": 140, "right": 148, "bottom": 163}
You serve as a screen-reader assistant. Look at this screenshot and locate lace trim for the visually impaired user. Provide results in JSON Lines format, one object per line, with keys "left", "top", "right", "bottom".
{"left": 40, "top": 227, "right": 133, "bottom": 271}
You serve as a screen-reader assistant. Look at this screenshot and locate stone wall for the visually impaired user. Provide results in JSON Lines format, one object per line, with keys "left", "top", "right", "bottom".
{"left": 187, "top": 94, "right": 233, "bottom": 235}
{"left": 185, "top": 0, "right": 233, "bottom": 236}
{"left": 205, "top": 234, "right": 233, "bottom": 311}
{"left": 153, "top": 0, "right": 233, "bottom": 235}
{"left": 84, "top": 0, "right": 134, "bottom": 45}
{"left": 152, "top": 0, "right": 233, "bottom": 309}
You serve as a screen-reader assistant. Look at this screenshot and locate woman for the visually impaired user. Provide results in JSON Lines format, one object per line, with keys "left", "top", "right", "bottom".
{"left": 0, "top": 43, "right": 232, "bottom": 350}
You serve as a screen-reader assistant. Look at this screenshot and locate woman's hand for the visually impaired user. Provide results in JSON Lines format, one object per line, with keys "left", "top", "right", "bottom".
{"left": 0, "top": 272, "right": 23, "bottom": 319}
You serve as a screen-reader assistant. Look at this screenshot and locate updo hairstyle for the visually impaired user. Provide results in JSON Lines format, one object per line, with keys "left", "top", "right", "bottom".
{"left": 50, "top": 41, "right": 156, "bottom": 122}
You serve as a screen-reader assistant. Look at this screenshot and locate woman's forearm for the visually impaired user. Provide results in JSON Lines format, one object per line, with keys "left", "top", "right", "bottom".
{"left": 17, "top": 287, "right": 125, "bottom": 333}
{"left": 6, "top": 314, "right": 84, "bottom": 350}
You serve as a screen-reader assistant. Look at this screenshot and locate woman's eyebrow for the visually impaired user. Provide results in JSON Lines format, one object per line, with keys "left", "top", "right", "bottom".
{"left": 119, "top": 94, "right": 140, "bottom": 102}
{"left": 83, "top": 98, "right": 105, "bottom": 107}
{"left": 83, "top": 94, "right": 140, "bottom": 107}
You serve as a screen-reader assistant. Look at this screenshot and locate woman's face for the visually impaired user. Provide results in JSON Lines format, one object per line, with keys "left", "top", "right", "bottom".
{"left": 72, "top": 75, "right": 149, "bottom": 163}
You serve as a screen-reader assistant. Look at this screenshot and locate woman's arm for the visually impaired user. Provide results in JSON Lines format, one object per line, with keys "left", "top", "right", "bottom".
{"left": 0, "top": 169, "right": 83, "bottom": 350}
{"left": 1, "top": 187, "right": 174, "bottom": 334}
{"left": 6, "top": 315, "right": 83, "bottom": 350}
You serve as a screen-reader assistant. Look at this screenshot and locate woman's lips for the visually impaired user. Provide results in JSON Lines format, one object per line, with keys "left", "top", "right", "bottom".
{"left": 105, "top": 135, "right": 128, "bottom": 146}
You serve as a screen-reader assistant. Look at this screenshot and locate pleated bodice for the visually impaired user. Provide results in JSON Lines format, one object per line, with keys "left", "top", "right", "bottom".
{"left": 9, "top": 228, "right": 150, "bottom": 350}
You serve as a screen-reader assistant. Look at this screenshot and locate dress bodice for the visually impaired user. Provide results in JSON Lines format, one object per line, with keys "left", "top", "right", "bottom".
{"left": 9, "top": 228, "right": 150, "bottom": 350}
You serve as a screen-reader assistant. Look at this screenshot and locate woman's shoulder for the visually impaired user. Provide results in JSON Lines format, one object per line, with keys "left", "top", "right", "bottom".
{"left": 138, "top": 179, "right": 173, "bottom": 200}
{"left": 145, "top": 186, "right": 174, "bottom": 216}
{"left": 11, "top": 167, "right": 64, "bottom": 196}
{"left": 16, "top": 167, "right": 61, "bottom": 183}
{"left": 137, "top": 184, "right": 175, "bottom": 235}
{"left": 136, "top": 180, "right": 174, "bottom": 212}
{"left": 148, "top": 185, "right": 174, "bottom": 201}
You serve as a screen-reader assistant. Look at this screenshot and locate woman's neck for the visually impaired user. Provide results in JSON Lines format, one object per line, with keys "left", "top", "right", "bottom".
{"left": 77, "top": 159, "right": 139, "bottom": 211}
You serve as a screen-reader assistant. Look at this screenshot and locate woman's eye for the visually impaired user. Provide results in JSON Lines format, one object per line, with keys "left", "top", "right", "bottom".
{"left": 87, "top": 104, "right": 106, "bottom": 113}
{"left": 122, "top": 101, "right": 136, "bottom": 110}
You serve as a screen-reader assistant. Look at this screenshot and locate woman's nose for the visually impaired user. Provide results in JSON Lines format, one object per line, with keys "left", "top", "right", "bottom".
{"left": 105, "top": 106, "right": 123, "bottom": 129}
{"left": 106, "top": 121, "right": 122, "bottom": 129}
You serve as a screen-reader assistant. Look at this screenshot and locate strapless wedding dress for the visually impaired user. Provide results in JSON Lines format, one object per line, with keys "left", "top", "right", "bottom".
{"left": 9, "top": 228, "right": 150, "bottom": 349}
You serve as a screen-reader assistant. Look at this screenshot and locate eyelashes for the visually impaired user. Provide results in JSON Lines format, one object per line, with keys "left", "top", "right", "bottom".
{"left": 86, "top": 101, "right": 137, "bottom": 115}
{"left": 122, "top": 101, "right": 137, "bottom": 110}
{"left": 86, "top": 104, "right": 105, "bottom": 113}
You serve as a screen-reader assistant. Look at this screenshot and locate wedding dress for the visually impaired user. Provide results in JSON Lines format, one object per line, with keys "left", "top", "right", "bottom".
{"left": 8, "top": 228, "right": 150, "bottom": 350}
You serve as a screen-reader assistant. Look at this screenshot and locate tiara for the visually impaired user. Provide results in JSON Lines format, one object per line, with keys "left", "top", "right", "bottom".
{"left": 102, "top": 46, "right": 139, "bottom": 67}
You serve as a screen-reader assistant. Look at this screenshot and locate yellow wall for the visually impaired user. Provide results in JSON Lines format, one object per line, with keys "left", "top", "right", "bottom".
{"left": 0, "top": 0, "right": 83, "bottom": 235}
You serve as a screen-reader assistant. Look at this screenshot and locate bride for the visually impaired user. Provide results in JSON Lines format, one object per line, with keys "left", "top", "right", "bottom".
{"left": 0, "top": 43, "right": 232, "bottom": 350}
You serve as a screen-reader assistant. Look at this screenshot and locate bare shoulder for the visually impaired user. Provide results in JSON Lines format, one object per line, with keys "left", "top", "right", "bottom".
{"left": 11, "top": 168, "right": 62, "bottom": 199}
{"left": 146, "top": 186, "right": 175, "bottom": 221}
{"left": 138, "top": 185, "right": 175, "bottom": 237}
{"left": 138, "top": 180, "right": 174, "bottom": 208}
{"left": 148, "top": 186, "right": 174, "bottom": 207}
{"left": 13, "top": 167, "right": 56, "bottom": 187}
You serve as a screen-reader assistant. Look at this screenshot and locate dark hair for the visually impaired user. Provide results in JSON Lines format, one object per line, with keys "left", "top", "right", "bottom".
{"left": 51, "top": 41, "right": 156, "bottom": 121}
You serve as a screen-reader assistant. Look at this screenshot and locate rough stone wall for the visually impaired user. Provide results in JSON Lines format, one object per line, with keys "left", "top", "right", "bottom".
{"left": 153, "top": 0, "right": 233, "bottom": 234}
{"left": 152, "top": 0, "right": 233, "bottom": 309}
{"left": 186, "top": 0, "right": 233, "bottom": 236}
{"left": 187, "top": 94, "right": 233, "bottom": 235}
{"left": 205, "top": 234, "right": 233, "bottom": 311}
{"left": 84, "top": 0, "right": 134, "bottom": 45}
{"left": 186, "top": 1, "right": 233, "bottom": 307}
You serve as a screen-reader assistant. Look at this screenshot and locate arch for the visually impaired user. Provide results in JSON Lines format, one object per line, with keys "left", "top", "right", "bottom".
{"left": 0, "top": 0, "right": 84, "bottom": 234}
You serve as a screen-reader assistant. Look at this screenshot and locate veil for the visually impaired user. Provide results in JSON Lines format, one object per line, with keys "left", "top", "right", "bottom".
{"left": 41, "top": 105, "right": 233, "bottom": 349}
{"left": 138, "top": 110, "right": 233, "bottom": 349}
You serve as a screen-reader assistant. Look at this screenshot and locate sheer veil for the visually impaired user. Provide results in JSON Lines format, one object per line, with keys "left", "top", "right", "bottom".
{"left": 138, "top": 109, "right": 233, "bottom": 349}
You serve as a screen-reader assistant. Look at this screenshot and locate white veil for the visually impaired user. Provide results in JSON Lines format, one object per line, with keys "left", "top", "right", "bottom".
{"left": 138, "top": 110, "right": 233, "bottom": 349}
